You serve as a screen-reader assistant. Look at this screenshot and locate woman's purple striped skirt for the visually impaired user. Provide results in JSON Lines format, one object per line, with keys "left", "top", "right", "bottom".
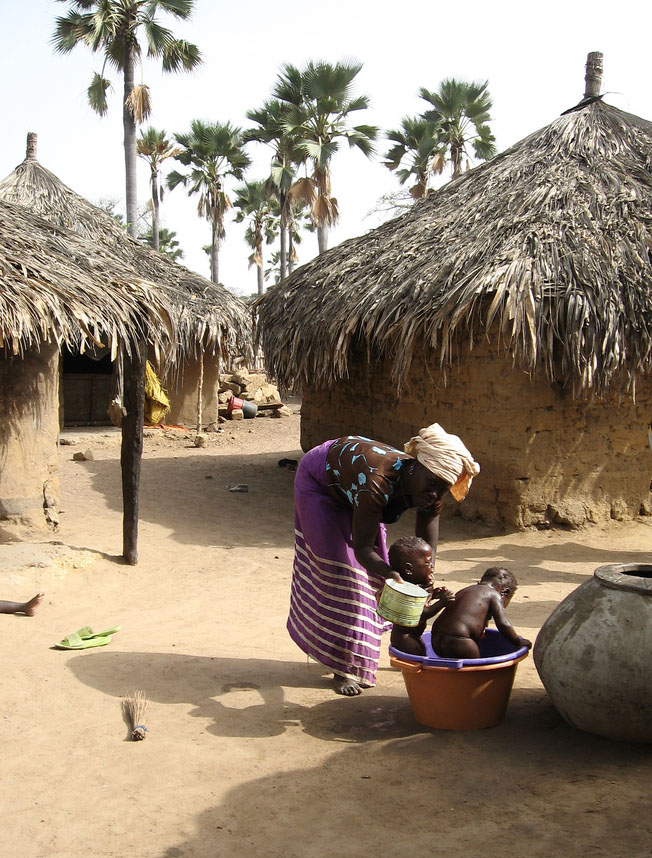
{"left": 287, "top": 439, "right": 390, "bottom": 687}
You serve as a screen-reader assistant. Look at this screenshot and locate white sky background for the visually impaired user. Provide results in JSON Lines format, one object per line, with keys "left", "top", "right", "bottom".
{"left": 2, "top": 0, "right": 651, "bottom": 296}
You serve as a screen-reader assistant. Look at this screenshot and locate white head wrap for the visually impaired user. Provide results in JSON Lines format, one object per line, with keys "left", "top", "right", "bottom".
{"left": 404, "top": 423, "right": 480, "bottom": 502}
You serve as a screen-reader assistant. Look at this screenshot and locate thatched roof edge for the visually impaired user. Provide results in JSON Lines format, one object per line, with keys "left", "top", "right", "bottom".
{"left": 0, "top": 199, "right": 174, "bottom": 358}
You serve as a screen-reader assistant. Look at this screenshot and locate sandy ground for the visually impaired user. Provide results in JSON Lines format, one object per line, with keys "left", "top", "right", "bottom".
{"left": 2, "top": 404, "right": 652, "bottom": 858}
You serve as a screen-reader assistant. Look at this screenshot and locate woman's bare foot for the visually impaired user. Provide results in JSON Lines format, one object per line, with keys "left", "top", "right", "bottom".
{"left": 22, "top": 593, "right": 45, "bottom": 616}
{"left": 332, "top": 673, "right": 362, "bottom": 696}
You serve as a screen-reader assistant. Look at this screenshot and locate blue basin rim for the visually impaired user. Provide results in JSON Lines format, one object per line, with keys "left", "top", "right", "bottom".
{"left": 389, "top": 629, "right": 530, "bottom": 669}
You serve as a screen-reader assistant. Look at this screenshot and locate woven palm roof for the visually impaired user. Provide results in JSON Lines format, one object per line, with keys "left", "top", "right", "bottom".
{"left": 0, "top": 136, "right": 252, "bottom": 365}
{"left": 0, "top": 198, "right": 173, "bottom": 357}
{"left": 256, "top": 99, "right": 652, "bottom": 397}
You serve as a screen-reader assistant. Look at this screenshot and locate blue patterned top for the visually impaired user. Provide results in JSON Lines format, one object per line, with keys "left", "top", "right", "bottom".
{"left": 325, "top": 436, "right": 411, "bottom": 523}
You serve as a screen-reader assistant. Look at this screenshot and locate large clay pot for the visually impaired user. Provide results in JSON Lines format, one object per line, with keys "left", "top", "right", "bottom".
{"left": 534, "top": 563, "right": 652, "bottom": 743}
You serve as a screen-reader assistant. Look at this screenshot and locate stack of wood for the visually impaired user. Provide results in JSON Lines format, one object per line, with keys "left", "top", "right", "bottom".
{"left": 217, "top": 368, "right": 292, "bottom": 419}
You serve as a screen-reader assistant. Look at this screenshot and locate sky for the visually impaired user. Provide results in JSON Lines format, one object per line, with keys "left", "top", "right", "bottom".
{"left": 2, "top": 0, "right": 652, "bottom": 296}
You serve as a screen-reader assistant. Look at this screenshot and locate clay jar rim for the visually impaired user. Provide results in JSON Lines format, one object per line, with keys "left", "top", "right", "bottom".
{"left": 594, "top": 563, "right": 652, "bottom": 596}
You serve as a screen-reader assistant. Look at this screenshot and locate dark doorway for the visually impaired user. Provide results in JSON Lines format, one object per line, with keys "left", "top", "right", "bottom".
{"left": 61, "top": 344, "right": 114, "bottom": 426}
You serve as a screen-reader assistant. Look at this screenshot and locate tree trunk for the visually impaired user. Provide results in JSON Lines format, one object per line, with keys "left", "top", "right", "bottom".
{"left": 257, "top": 261, "right": 264, "bottom": 295}
{"left": 317, "top": 223, "right": 328, "bottom": 255}
{"left": 121, "top": 339, "right": 146, "bottom": 564}
{"left": 316, "top": 169, "right": 329, "bottom": 254}
{"left": 279, "top": 201, "right": 288, "bottom": 280}
{"left": 151, "top": 168, "right": 160, "bottom": 252}
{"left": 451, "top": 143, "right": 462, "bottom": 179}
{"left": 211, "top": 221, "right": 219, "bottom": 284}
{"left": 288, "top": 228, "right": 296, "bottom": 275}
{"left": 279, "top": 191, "right": 288, "bottom": 281}
{"left": 123, "top": 45, "right": 138, "bottom": 237}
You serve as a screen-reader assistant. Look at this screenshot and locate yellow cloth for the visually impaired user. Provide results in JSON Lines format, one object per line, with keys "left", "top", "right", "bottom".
{"left": 404, "top": 423, "right": 480, "bottom": 502}
{"left": 144, "top": 361, "right": 170, "bottom": 425}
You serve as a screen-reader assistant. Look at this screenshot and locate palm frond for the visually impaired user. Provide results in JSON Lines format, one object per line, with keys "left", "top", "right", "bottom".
{"left": 125, "top": 84, "right": 151, "bottom": 123}
{"left": 87, "top": 72, "right": 112, "bottom": 115}
{"left": 289, "top": 177, "right": 316, "bottom": 206}
{"left": 156, "top": 0, "right": 195, "bottom": 18}
{"left": 51, "top": 11, "right": 96, "bottom": 53}
{"left": 160, "top": 38, "right": 202, "bottom": 72}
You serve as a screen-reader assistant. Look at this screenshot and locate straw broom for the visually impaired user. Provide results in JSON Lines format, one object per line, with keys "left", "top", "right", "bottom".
{"left": 122, "top": 690, "right": 149, "bottom": 741}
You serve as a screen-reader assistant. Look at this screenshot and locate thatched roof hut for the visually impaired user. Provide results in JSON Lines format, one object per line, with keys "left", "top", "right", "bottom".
{"left": 0, "top": 198, "right": 177, "bottom": 537}
{"left": 0, "top": 134, "right": 252, "bottom": 367}
{"left": 257, "top": 56, "right": 652, "bottom": 529}
{"left": 0, "top": 134, "right": 253, "bottom": 428}
{"left": 258, "top": 100, "right": 652, "bottom": 397}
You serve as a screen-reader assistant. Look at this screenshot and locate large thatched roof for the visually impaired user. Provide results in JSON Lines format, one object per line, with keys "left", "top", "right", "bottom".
{"left": 0, "top": 199, "right": 173, "bottom": 357}
{"left": 256, "top": 99, "right": 652, "bottom": 397}
{"left": 0, "top": 136, "right": 252, "bottom": 365}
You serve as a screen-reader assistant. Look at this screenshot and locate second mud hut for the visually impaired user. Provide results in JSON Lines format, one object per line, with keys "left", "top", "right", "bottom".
{"left": 257, "top": 55, "right": 652, "bottom": 529}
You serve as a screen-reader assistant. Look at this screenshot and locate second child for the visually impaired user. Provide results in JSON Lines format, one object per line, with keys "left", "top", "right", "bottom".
{"left": 431, "top": 567, "right": 532, "bottom": 659}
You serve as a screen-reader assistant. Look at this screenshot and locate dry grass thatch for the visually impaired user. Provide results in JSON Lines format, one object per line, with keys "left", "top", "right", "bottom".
{"left": 0, "top": 198, "right": 174, "bottom": 358}
{"left": 0, "top": 142, "right": 252, "bottom": 368}
{"left": 256, "top": 100, "right": 652, "bottom": 397}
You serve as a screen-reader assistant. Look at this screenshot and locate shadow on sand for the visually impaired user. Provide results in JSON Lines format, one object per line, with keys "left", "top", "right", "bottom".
{"left": 67, "top": 645, "right": 652, "bottom": 855}
{"left": 121, "top": 675, "right": 650, "bottom": 858}
{"left": 68, "top": 649, "right": 420, "bottom": 741}
{"left": 64, "top": 449, "right": 300, "bottom": 549}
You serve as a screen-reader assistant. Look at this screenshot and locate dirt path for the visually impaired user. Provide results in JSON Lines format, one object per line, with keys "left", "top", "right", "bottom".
{"left": 2, "top": 407, "right": 651, "bottom": 858}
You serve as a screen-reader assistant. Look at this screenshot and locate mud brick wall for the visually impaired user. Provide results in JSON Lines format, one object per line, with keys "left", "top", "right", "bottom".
{"left": 300, "top": 338, "right": 652, "bottom": 529}
{"left": 0, "top": 342, "right": 60, "bottom": 528}
{"left": 164, "top": 356, "right": 221, "bottom": 428}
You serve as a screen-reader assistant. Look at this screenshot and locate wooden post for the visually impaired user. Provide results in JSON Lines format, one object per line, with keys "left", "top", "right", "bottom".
{"left": 215, "top": 354, "right": 223, "bottom": 427}
{"left": 26, "top": 132, "right": 38, "bottom": 161}
{"left": 196, "top": 351, "right": 204, "bottom": 433}
{"left": 121, "top": 339, "right": 146, "bottom": 564}
{"left": 584, "top": 52, "right": 603, "bottom": 99}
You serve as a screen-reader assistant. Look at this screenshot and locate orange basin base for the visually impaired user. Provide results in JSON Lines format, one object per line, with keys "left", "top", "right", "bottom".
{"left": 390, "top": 652, "right": 528, "bottom": 731}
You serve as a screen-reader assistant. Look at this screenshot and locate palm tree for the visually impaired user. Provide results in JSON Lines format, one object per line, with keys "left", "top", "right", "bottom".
{"left": 264, "top": 250, "right": 282, "bottom": 285}
{"left": 263, "top": 205, "right": 312, "bottom": 283}
{"left": 168, "top": 120, "right": 251, "bottom": 284}
{"left": 52, "top": 2, "right": 201, "bottom": 564}
{"left": 52, "top": 0, "right": 202, "bottom": 237}
{"left": 419, "top": 79, "right": 496, "bottom": 179}
{"left": 274, "top": 60, "right": 378, "bottom": 254}
{"left": 245, "top": 98, "right": 304, "bottom": 282}
{"left": 383, "top": 115, "right": 442, "bottom": 199}
{"left": 137, "top": 127, "right": 180, "bottom": 251}
{"left": 233, "top": 181, "right": 279, "bottom": 296}
{"left": 367, "top": 189, "right": 415, "bottom": 220}
{"left": 287, "top": 200, "right": 313, "bottom": 276}
{"left": 96, "top": 197, "right": 150, "bottom": 234}
{"left": 96, "top": 197, "right": 127, "bottom": 227}
{"left": 141, "top": 226, "right": 183, "bottom": 261}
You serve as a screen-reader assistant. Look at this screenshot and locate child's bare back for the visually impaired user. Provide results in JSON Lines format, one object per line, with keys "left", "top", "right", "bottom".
{"left": 431, "top": 567, "right": 531, "bottom": 659}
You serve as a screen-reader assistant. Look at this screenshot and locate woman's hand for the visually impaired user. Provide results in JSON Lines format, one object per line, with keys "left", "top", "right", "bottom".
{"left": 352, "top": 508, "right": 399, "bottom": 580}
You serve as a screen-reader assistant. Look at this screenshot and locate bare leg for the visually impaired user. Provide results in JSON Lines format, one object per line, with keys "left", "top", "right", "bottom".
{"left": 0, "top": 593, "right": 44, "bottom": 616}
{"left": 332, "top": 673, "right": 363, "bottom": 696}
